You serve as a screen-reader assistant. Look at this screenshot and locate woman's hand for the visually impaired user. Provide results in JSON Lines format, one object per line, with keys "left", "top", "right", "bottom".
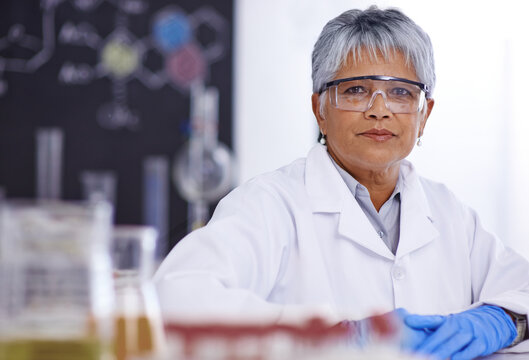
{"left": 404, "top": 305, "right": 517, "bottom": 360}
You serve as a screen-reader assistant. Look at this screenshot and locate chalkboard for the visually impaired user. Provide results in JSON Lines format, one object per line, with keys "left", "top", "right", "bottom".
{"left": 0, "top": 0, "right": 234, "bottom": 254}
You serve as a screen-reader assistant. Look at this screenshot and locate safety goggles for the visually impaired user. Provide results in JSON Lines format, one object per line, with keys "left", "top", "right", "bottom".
{"left": 319, "top": 75, "right": 430, "bottom": 114}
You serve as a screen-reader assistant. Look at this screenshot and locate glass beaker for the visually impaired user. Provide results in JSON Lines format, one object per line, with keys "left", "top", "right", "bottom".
{"left": 0, "top": 200, "right": 115, "bottom": 360}
{"left": 112, "top": 225, "right": 166, "bottom": 360}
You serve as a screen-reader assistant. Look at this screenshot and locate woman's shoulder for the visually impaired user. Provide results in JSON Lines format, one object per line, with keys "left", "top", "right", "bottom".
{"left": 418, "top": 175, "right": 456, "bottom": 200}
{"left": 401, "top": 160, "right": 461, "bottom": 202}
{"left": 239, "top": 157, "right": 308, "bottom": 194}
{"left": 403, "top": 162, "right": 475, "bottom": 221}
{"left": 216, "top": 156, "right": 308, "bottom": 210}
{"left": 209, "top": 157, "right": 309, "bottom": 225}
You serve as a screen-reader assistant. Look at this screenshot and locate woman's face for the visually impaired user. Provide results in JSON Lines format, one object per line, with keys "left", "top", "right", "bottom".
{"left": 312, "top": 49, "right": 434, "bottom": 174}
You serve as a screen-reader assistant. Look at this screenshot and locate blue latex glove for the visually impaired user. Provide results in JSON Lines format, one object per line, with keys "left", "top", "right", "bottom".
{"left": 394, "top": 308, "right": 436, "bottom": 351}
{"left": 405, "top": 305, "right": 517, "bottom": 360}
{"left": 348, "top": 308, "right": 433, "bottom": 350}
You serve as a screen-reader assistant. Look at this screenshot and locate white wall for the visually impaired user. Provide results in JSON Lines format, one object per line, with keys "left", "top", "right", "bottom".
{"left": 234, "top": 0, "right": 529, "bottom": 259}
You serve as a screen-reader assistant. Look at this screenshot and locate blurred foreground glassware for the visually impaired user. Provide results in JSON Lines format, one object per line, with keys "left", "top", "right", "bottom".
{"left": 162, "top": 317, "right": 427, "bottom": 360}
{"left": 112, "top": 225, "right": 166, "bottom": 360}
{"left": 0, "top": 200, "right": 115, "bottom": 360}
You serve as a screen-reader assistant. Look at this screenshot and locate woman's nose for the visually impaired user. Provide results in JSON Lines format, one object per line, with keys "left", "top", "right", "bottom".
{"left": 365, "top": 92, "right": 392, "bottom": 119}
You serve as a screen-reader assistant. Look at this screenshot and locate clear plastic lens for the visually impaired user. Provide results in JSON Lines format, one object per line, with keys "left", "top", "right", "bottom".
{"left": 331, "top": 79, "right": 425, "bottom": 114}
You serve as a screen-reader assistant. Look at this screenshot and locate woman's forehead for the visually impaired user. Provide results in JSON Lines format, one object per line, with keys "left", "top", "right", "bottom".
{"left": 335, "top": 48, "right": 418, "bottom": 81}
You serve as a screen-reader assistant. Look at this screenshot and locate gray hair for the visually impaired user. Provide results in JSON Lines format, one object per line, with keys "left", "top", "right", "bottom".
{"left": 312, "top": 6, "right": 435, "bottom": 100}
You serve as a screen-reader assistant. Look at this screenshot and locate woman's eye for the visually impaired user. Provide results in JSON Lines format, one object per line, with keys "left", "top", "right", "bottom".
{"left": 343, "top": 86, "right": 366, "bottom": 95}
{"left": 390, "top": 87, "right": 412, "bottom": 96}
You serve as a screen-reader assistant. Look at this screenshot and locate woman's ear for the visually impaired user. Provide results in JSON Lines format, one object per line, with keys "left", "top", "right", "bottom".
{"left": 425, "top": 98, "right": 435, "bottom": 120}
{"left": 312, "top": 93, "right": 326, "bottom": 132}
{"left": 419, "top": 98, "right": 435, "bottom": 135}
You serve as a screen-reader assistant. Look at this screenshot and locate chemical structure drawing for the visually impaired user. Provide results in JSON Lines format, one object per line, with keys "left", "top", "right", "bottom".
{"left": 0, "top": 0, "right": 229, "bottom": 130}
{"left": 0, "top": 0, "right": 59, "bottom": 97}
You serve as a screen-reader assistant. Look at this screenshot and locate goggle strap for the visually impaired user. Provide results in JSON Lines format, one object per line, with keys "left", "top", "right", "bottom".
{"left": 417, "top": 92, "right": 426, "bottom": 112}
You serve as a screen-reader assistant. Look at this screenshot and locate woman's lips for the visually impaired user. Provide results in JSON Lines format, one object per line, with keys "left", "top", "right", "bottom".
{"left": 359, "top": 129, "right": 395, "bottom": 142}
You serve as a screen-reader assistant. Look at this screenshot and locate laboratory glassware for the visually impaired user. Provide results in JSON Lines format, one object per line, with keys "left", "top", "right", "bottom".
{"left": 173, "top": 83, "right": 235, "bottom": 231}
{"left": 81, "top": 171, "right": 117, "bottom": 207}
{"left": 112, "top": 225, "right": 166, "bottom": 360}
{"left": 36, "top": 128, "right": 63, "bottom": 200}
{"left": 0, "top": 199, "right": 115, "bottom": 360}
{"left": 143, "top": 157, "right": 169, "bottom": 261}
{"left": 163, "top": 316, "right": 429, "bottom": 360}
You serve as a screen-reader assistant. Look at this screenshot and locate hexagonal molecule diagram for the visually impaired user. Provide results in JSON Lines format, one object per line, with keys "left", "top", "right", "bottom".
{"left": 0, "top": 0, "right": 59, "bottom": 97}
{"left": 0, "top": 0, "right": 229, "bottom": 130}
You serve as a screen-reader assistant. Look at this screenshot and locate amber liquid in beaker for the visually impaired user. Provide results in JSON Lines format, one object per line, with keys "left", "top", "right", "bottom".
{"left": 114, "top": 315, "right": 156, "bottom": 360}
{"left": 0, "top": 337, "right": 105, "bottom": 360}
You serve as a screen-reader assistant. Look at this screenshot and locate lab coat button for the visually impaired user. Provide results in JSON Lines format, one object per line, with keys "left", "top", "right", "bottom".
{"left": 392, "top": 266, "right": 405, "bottom": 280}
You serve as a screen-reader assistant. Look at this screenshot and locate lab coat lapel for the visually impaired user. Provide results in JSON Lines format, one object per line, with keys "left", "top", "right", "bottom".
{"left": 338, "top": 198, "right": 395, "bottom": 260}
{"left": 305, "top": 145, "right": 395, "bottom": 260}
{"left": 396, "top": 161, "right": 440, "bottom": 258}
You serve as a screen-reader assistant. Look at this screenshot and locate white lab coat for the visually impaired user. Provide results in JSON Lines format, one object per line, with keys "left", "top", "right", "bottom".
{"left": 154, "top": 144, "right": 529, "bottom": 352}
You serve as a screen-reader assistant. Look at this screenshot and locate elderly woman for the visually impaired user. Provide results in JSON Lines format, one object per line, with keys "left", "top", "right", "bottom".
{"left": 154, "top": 6, "right": 529, "bottom": 359}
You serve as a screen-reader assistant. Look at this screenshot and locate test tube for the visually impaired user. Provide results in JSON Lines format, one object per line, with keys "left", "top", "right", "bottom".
{"left": 36, "top": 128, "right": 64, "bottom": 199}
{"left": 142, "top": 157, "right": 169, "bottom": 260}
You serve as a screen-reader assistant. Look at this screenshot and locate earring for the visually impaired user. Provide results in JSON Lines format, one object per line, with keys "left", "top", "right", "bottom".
{"left": 319, "top": 131, "right": 326, "bottom": 145}
{"left": 416, "top": 137, "right": 422, "bottom": 147}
